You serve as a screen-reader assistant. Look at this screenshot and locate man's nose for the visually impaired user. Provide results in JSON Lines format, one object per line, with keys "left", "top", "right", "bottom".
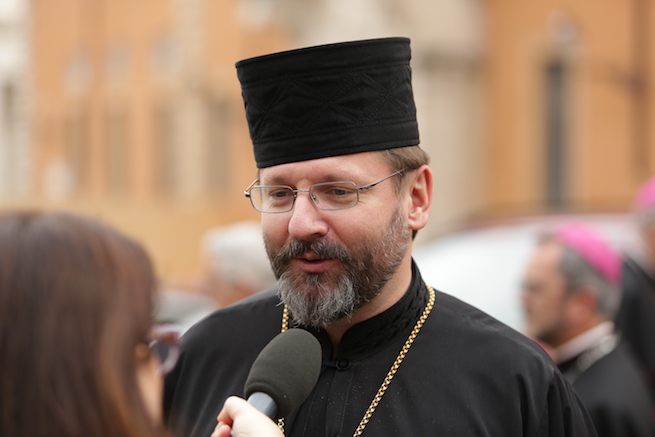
{"left": 287, "top": 191, "right": 329, "bottom": 240}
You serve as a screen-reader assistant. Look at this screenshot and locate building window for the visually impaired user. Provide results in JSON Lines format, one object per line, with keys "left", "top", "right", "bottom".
{"left": 153, "top": 103, "right": 175, "bottom": 195}
{"left": 105, "top": 108, "right": 130, "bottom": 195}
{"left": 206, "top": 97, "right": 229, "bottom": 193}
{"left": 0, "top": 83, "right": 17, "bottom": 196}
{"left": 2, "top": 83, "right": 16, "bottom": 135}
{"left": 66, "top": 110, "right": 88, "bottom": 193}
{"left": 544, "top": 58, "right": 570, "bottom": 208}
{"left": 64, "top": 51, "right": 92, "bottom": 96}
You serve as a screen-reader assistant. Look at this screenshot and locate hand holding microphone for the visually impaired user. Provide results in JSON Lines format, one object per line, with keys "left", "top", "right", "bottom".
{"left": 214, "top": 329, "right": 321, "bottom": 437}
{"left": 212, "top": 396, "right": 283, "bottom": 437}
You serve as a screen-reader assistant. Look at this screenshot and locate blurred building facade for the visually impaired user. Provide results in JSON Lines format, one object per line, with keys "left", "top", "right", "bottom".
{"left": 19, "top": 0, "right": 289, "bottom": 279}
{"left": 1, "top": 0, "right": 654, "bottom": 281}
{"left": 484, "top": 2, "right": 655, "bottom": 215}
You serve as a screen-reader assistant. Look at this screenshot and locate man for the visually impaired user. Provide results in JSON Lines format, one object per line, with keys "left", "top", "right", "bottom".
{"left": 615, "top": 175, "right": 655, "bottom": 400}
{"left": 522, "top": 222, "right": 655, "bottom": 437}
{"left": 164, "top": 37, "right": 596, "bottom": 436}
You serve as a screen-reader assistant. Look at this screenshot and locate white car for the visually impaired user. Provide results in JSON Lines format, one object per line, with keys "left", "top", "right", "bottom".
{"left": 413, "top": 213, "right": 637, "bottom": 332}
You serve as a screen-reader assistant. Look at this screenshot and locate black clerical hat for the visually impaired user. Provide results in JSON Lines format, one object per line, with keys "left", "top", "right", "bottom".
{"left": 235, "top": 37, "right": 420, "bottom": 168}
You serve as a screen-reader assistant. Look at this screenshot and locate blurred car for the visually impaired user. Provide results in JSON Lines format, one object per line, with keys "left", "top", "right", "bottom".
{"left": 412, "top": 213, "right": 636, "bottom": 332}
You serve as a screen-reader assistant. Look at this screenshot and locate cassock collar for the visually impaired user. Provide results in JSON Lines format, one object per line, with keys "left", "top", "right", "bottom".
{"left": 553, "top": 321, "right": 615, "bottom": 365}
{"left": 298, "top": 261, "right": 429, "bottom": 361}
{"left": 625, "top": 253, "right": 655, "bottom": 283}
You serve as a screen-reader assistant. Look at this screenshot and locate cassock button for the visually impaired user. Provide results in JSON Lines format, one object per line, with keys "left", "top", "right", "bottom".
{"left": 336, "top": 359, "right": 350, "bottom": 370}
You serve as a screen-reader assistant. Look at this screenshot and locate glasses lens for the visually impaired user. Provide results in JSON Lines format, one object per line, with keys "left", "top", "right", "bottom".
{"left": 250, "top": 186, "right": 294, "bottom": 213}
{"left": 310, "top": 182, "right": 358, "bottom": 210}
{"left": 149, "top": 328, "right": 180, "bottom": 374}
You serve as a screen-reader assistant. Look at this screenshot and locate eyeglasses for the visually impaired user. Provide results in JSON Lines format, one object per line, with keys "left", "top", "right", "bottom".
{"left": 244, "top": 169, "right": 404, "bottom": 213}
{"left": 147, "top": 326, "right": 180, "bottom": 375}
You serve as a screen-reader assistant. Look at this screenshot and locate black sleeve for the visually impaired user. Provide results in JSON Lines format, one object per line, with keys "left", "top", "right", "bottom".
{"left": 535, "top": 371, "right": 598, "bottom": 437}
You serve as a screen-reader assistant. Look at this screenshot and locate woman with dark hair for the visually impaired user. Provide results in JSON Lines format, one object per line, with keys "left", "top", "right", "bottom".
{"left": 0, "top": 210, "right": 280, "bottom": 437}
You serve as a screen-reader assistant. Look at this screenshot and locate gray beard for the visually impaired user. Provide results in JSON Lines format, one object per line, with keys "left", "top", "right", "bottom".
{"left": 268, "top": 208, "right": 410, "bottom": 328}
{"left": 277, "top": 269, "right": 360, "bottom": 327}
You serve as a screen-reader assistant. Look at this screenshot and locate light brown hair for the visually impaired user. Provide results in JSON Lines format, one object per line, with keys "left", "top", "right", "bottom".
{"left": 381, "top": 146, "right": 430, "bottom": 239}
{"left": 382, "top": 145, "right": 430, "bottom": 191}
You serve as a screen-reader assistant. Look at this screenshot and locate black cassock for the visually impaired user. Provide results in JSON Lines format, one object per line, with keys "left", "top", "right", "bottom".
{"left": 164, "top": 262, "right": 596, "bottom": 437}
{"left": 561, "top": 342, "right": 655, "bottom": 437}
{"left": 615, "top": 256, "right": 655, "bottom": 401}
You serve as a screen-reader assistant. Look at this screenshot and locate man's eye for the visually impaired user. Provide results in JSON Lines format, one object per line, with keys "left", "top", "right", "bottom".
{"left": 316, "top": 184, "right": 354, "bottom": 197}
{"left": 328, "top": 187, "right": 354, "bottom": 197}
{"left": 522, "top": 283, "right": 539, "bottom": 294}
{"left": 268, "top": 189, "right": 292, "bottom": 199}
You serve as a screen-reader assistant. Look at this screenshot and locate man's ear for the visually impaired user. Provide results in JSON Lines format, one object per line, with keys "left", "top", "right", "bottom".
{"left": 567, "top": 286, "right": 598, "bottom": 322}
{"left": 406, "top": 165, "right": 432, "bottom": 232}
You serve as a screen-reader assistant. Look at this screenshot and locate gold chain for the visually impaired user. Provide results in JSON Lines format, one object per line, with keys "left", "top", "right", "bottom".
{"left": 278, "top": 284, "right": 436, "bottom": 436}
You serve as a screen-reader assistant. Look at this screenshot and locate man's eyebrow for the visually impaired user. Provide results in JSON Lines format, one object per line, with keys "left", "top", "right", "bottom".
{"left": 257, "top": 173, "right": 289, "bottom": 185}
{"left": 259, "top": 177, "right": 290, "bottom": 185}
{"left": 261, "top": 173, "right": 356, "bottom": 185}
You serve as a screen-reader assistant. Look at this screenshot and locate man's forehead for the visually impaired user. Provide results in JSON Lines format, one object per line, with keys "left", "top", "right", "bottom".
{"left": 259, "top": 152, "right": 389, "bottom": 182}
{"left": 527, "top": 242, "right": 565, "bottom": 275}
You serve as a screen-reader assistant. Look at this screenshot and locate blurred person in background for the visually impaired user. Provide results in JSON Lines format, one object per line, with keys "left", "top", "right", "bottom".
{"left": 199, "top": 220, "right": 277, "bottom": 308}
{"left": 156, "top": 221, "right": 276, "bottom": 333}
{"left": 615, "top": 175, "right": 655, "bottom": 401}
{"left": 0, "top": 210, "right": 279, "bottom": 437}
{"left": 521, "top": 222, "right": 655, "bottom": 437}
{"left": 156, "top": 285, "right": 216, "bottom": 335}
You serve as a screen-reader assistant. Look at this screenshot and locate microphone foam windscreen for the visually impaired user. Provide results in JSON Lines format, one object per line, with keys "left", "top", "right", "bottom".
{"left": 244, "top": 328, "right": 322, "bottom": 417}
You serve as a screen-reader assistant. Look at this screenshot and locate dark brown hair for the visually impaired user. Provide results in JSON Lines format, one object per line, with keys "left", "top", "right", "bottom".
{"left": 0, "top": 211, "right": 165, "bottom": 437}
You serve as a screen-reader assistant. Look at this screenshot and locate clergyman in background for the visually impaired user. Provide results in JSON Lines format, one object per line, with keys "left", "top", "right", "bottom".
{"left": 521, "top": 222, "right": 655, "bottom": 437}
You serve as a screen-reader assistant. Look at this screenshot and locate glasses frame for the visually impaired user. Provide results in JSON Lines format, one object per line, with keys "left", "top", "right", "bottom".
{"left": 147, "top": 326, "right": 180, "bottom": 375}
{"left": 244, "top": 169, "right": 405, "bottom": 214}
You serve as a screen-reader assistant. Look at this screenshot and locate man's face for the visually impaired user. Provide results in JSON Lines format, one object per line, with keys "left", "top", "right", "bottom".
{"left": 259, "top": 152, "right": 413, "bottom": 328}
{"left": 521, "top": 241, "right": 570, "bottom": 346}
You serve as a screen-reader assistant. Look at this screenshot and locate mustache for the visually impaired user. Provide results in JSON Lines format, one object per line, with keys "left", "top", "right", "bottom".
{"left": 272, "top": 239, "right": 353, "bottom": 265}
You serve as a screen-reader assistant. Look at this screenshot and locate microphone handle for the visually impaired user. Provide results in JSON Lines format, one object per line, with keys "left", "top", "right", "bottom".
{"left": 228, "top": 392, "right": 278, "bottom": 437}
{"left": 247, "top": 392, "right": 278, "bottom": 418}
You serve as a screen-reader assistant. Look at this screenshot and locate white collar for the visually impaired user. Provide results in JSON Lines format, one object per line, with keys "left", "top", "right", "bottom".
{"left": 553, "top": 321, "right": 614, "bottom": 364}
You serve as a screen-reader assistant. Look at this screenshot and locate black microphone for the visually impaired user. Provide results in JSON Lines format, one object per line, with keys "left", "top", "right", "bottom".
{"left": 232, "top": 328, "right": 321, "bottom": 432}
